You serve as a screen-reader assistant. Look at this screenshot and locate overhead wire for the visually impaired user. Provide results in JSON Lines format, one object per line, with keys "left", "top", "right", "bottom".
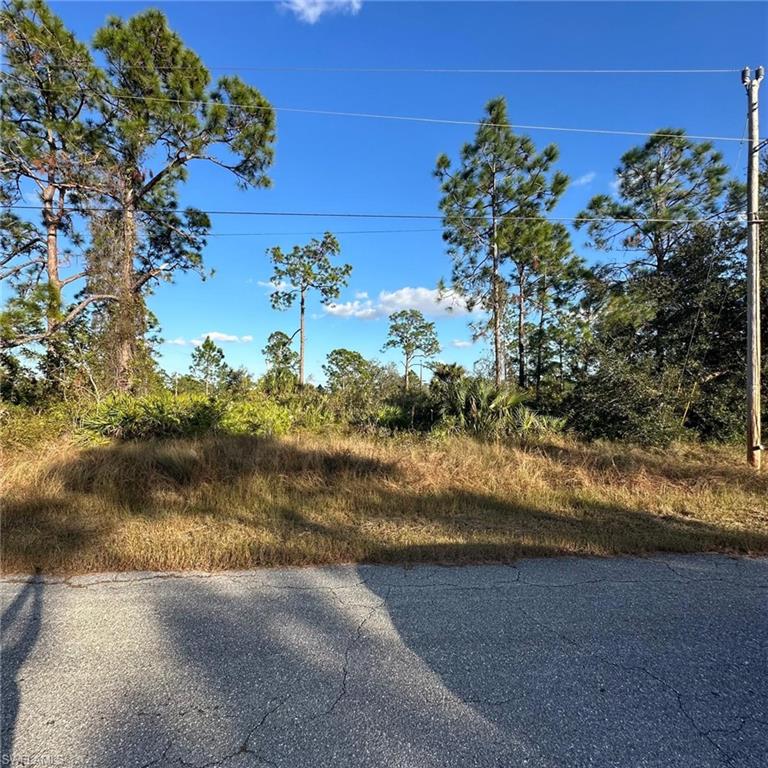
{"left": 7, "top": 204, "right": 748, "bottom": 225}
{"left": 0, "top": 71, "right": 750, "bottom": 142}
{"left": 0, "top": 59, "right": 742, "bottom": 74}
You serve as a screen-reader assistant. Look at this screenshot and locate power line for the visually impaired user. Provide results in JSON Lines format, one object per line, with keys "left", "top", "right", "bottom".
{"left": 243, "top": 105, "right": 751, "bottom": 143}
{"left": 0, "top": 60, "right": 742, "bottom": 74}
{"left": 203, "top": 228, "right": 441, "bottom": 236}
{"left": 249, "top": 67, "right": 741, "bottom": 75}
{"left": 8, "top": 204, "right": 746, "bottom": 226}
{"left": 0, "top": 72, "right": 749, "bottom": 142}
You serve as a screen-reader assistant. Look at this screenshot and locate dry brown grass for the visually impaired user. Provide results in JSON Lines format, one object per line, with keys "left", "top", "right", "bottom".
{"left": 2, "top": 432, "right": 767, "bottom": 574}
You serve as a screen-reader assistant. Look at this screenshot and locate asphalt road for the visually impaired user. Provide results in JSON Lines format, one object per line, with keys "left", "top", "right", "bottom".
{"left": 2, "top": 555, "right": 767, "bottom": 768}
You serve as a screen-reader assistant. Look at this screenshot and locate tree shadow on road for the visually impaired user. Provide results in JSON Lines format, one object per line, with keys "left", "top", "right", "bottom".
{"left": 1, "top": 576, "right": 43, "bottom": 764}
{"left": 81, "top": 549, "right": 768, "bottom": 768}
{"left": 88, "top": 569, "right": 551, "bottom": 767}
{"left": 357, "top": 554, "right": 768, "bottom": 767}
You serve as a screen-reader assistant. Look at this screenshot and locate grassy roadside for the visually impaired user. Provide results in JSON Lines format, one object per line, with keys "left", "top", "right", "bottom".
{"left": 2, "top": 432, "right": 767, "bottom": 574}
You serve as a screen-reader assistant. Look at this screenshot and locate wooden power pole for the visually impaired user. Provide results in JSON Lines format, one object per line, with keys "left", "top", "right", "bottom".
{"left": 743, "top": 66, "right": 764, "bottom": 469}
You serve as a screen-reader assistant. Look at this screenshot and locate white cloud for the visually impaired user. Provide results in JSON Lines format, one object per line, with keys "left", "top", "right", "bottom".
{"left": 257, "top": 279, "right": 292, "bottom": 294}
{"left": 326, "top": 286, "right": 477, "bottom": 320}
{"left": 609, "top": 177, "right": 622, "bottom": 193}
{"left": 200, "top": 331, "right": 241, "bottom": 343}
{"left": 354, "top": 291, "right": 369, "bottom": 299}
{"left": 280, "top": 0, "right": 362, "bottom": 24}
{"left": 451, "top": 339, "right": 473, "bottom": 349}
{"left": 167, "top": 331, "right": 254, "bottom": 347}
{"left": 326, "top": 300, "right": 379, "bottom": 319}
{"left": 572, "top": 171, "right": 596, "bottom": 187}
{"left": 380, "top": 287, "right": 473, "bottom": 317}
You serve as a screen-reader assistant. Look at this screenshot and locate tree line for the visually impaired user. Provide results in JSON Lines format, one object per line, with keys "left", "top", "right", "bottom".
{"left": 1, "top": 0, "right": 766, "bottom": 445}
{"left": 1, "top": 0, "right": 274, "bottom": 392}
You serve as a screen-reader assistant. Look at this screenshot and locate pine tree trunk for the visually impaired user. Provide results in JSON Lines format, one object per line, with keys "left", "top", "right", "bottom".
{"left": 491, "top": 208, "right": 503, "bottom": 387}
{"left": 299, "top": 288, "right": 306, "bottom": 386}
{"left": 42, "top": 185, "right": 62, "bottom": 329}
{"left": 115, "top": 183, "right": 136, "bottom": 393}
{"left": 534, "top": 276, "right": 547, "bottom": 400}
{"left": 41, "top": 182, "right": 65, "bottom": 394}
{"left": 42, "top": 131, "right": 63, "bottom": 336}
{"left": 493, "top": 272, "right": 503, "bottom": 387}
{"left": 535, "top": 318, "right": 544, "bottom": 400}
{"left": 652, "top": 237, "right": 666, "bottom": 370}
{"left": 517, "top": 269, "right": 526, "bottom": 389}
{"left": 404, "top": 352, "right": 411, "bottom": 392}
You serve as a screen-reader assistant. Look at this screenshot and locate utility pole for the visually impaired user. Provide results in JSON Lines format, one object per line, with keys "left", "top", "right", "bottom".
{"left": 743, "top": 66, "right": 764, "bottom": 469}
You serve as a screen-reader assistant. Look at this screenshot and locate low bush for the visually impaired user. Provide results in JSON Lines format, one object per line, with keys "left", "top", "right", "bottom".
{"left": 81, "top": 393, "right": 300, "bottom": 440}
{"left": 438, "top": 378, "right": 526, "bottom": 437}
{"left": 271, "top": 387, "right": 336, "bottom": 432}
{"left": 0, "top": 403, "right": 71, "bottom": 450}
{"left": 374, "top": 391, "right": 438, "bottom": 431}
{"left": 511, "top": 405, "right": 567, "bottom": 438}
{"left": 370, "top": 379, "right": 565, "bottom": 441}
{"left": 82, "top": 394, "right": 225, "bottom": 440}
{"left": 222, "top": 397, "right": 293, "bottom": 437}
{"left": 375, "top": 404, "right": 409, "bottom": 430}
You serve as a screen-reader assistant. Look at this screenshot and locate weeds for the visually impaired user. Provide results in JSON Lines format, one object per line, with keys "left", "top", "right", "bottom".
{"left": 2, "top": 433, "right": 766, "bottom": 574}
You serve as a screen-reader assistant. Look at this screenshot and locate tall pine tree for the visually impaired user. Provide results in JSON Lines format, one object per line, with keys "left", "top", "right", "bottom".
{"left": 436, "top": 97, "right": 567, "bottom": 386}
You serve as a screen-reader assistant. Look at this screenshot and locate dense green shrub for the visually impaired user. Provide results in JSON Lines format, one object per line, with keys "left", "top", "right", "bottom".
{"left": 374, "top": 390, "right": 437, "bottom": 431}
{"left": 82, "top": 394, "right": 225, "bottom": 440}
{"left": 370, "top": 377, "right": 564, "bottom": 440}
{"left": 374, "top": 404, "right": 410, "bottom": 430}
{"left": 222, "top": 397, "right": 293, "bottom": 436}
{"left": 565, "top": 358, "right": 688, "bottom": 447}
{"left": 0, "top": 403, "right": 71, "bottom": 449}
{"left": 436, "top": 377, "right": 528, "bottom": 438}
{"left": 270, "top": 387, "right": 336, "bottom": 431}
{"left": 82, "top": 393, "right": 303, "bottom": 440}
{"left": 511, "top": 405, "right": 567, "bottom": 437}
{"left": 0, "top": 354, "right": 44, "bottom": 406}
{"left": 683, "top": 377, "right": 745, "bottom": 443}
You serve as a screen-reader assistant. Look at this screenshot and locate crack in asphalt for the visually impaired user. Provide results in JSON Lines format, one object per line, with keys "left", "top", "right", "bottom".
{"left": 4, "top": 564, "right": 766, "bottom": 593}
{"left": 139, "top": 740, "right": 174, "bottom": 768}
{"left": 0, "top": 572, "right": 376, "bottom": 592}
{"left": 309, "top": 587, "right": 393, "bottom": 721}
{"left": 492, "top": 587, "right": 741, "bottom": 766}
{"left": 154, "top": 696, "right": 290, "bottom": 768}
{"left": 601, "top": 660, "right": 735, "bottom": 766}
{"left": 4, "top": 560, "right": 765, "bottom": 768}
{"left": 120, "top": 590, "right": 395, "bottom": 768}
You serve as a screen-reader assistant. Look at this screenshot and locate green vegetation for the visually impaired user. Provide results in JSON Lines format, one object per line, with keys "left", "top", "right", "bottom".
{"left": 268, "top": 232, "right": 352, "bottom": 386}
{"left": 2, "top": 0, "right": 766, "bottom": 449}
{"left": 1, "top": 1, "right": 766, "bottom": 574}
{"left": 382, "top": 310, "right": 440, "bottom": 392}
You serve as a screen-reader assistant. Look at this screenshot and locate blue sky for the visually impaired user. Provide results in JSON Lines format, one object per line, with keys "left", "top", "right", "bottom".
{"left": 38, "top": 2, "right": 768, "bottom": 381}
